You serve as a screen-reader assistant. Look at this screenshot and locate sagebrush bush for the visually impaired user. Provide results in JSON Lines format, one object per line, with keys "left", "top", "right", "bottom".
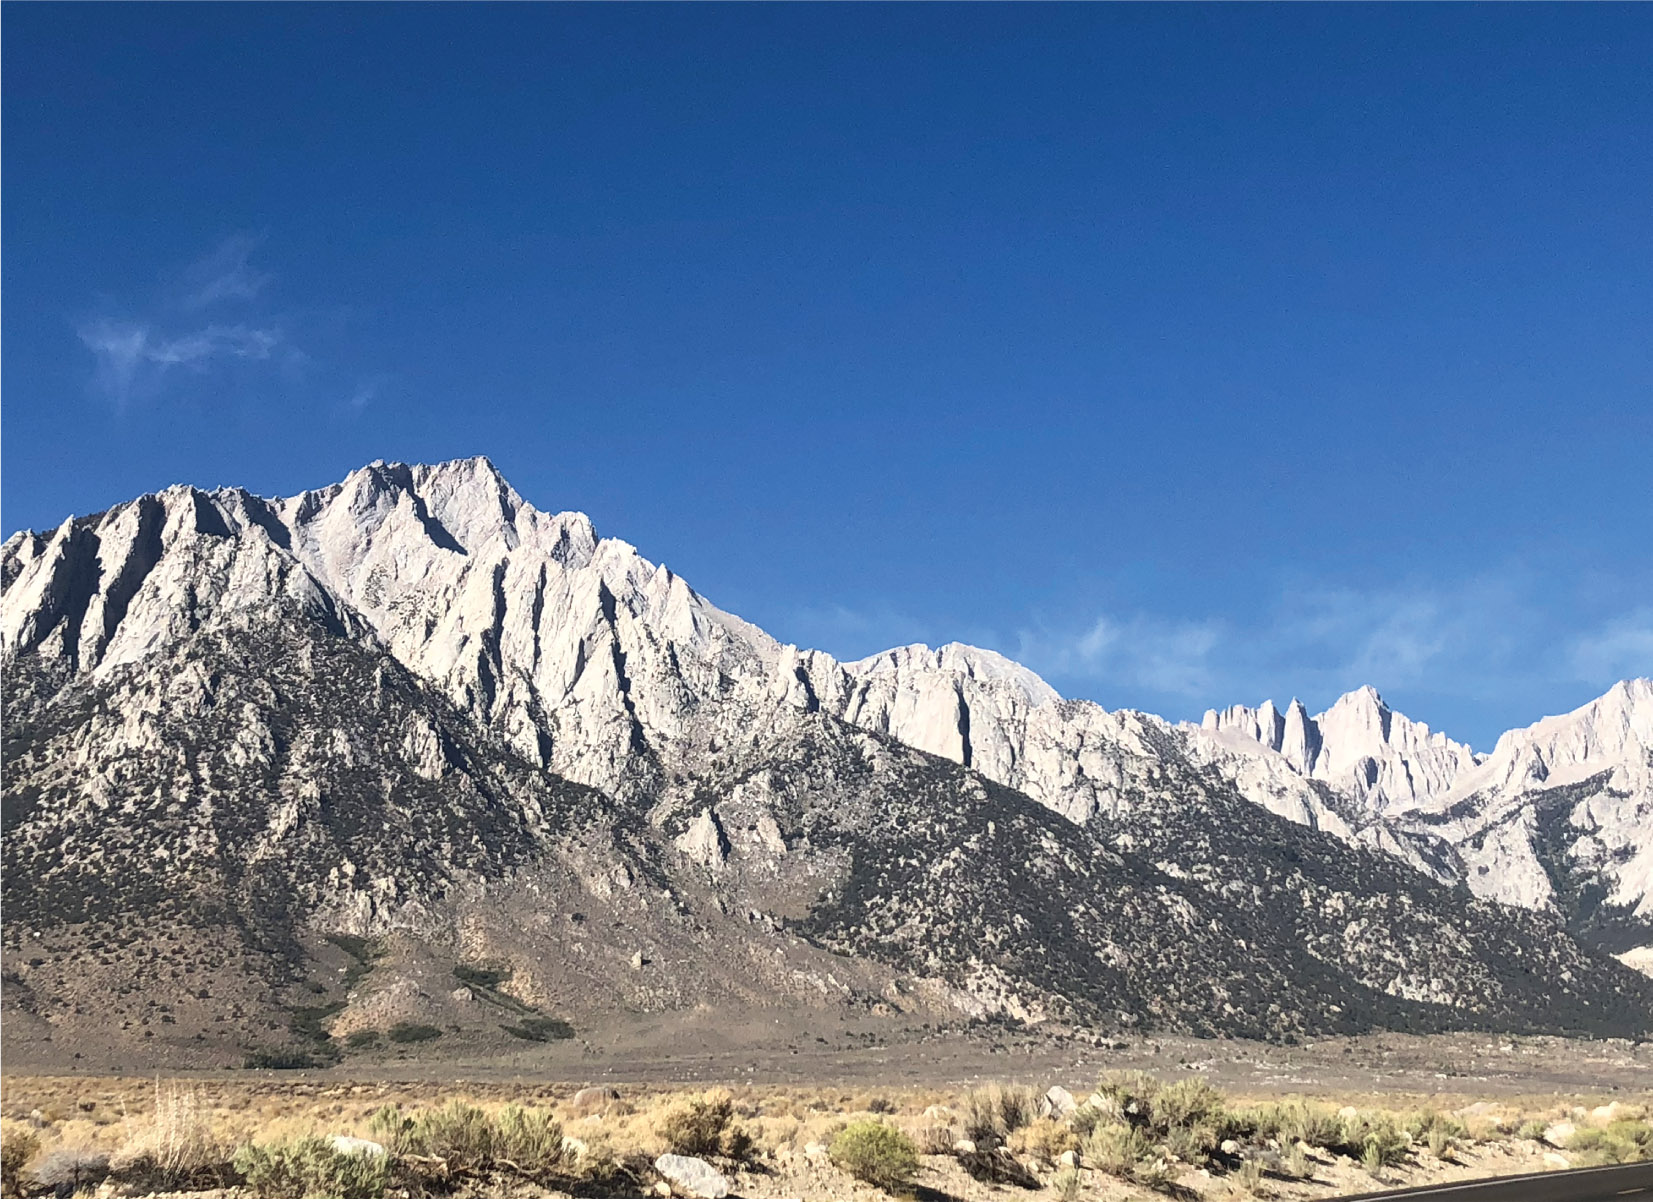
{"left": 369, "top": 1100, "right": 569, "bottom": 1183}
{"left": 1008, "top": 1116, "right": 1079, "bottom": 1164}
{"left": 655, "top": 1091, "right": 753, "bottom": 1161}
{"left": 1568, "top": 1120, "right": 1653, "bottom": 1166}
{"left": 232, "top": 1136, "right": 389, "bottom": 1198}
{"left": 0, "top": 1124, "right": 39, "bottom": 1197}
{"left": 1233, "top": 1157, "right": 1272, "bottom": 1198}
{"left": 829, "top": 1120, "right": 919, "bottom": 1192}
{"left": 1085, "top": 1123, "right": 1154, "bottom": 1179}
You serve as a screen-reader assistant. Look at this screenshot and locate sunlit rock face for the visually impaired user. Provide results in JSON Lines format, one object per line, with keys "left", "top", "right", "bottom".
{"left": 4, "top": 456, "right": 1651, "bottom": 1053}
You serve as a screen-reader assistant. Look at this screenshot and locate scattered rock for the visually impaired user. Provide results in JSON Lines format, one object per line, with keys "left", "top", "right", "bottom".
{"left": 1058, "top": 1149, "right": 1079, "bottom": 1168}
{"left": 450, "top": 986, "right": 474, "bottom": 1003}
{"left": 1543, "top": 1122, "right": 1576, "bottom": 1147}
{"left": 1338, "top": 1106, "right": 1359, "bottom": 1119}
{"left": 804, "top": 1142, "right": 829, "bottom": 1160}
{"left": 953, "top": 1139, "right": 978, "bottom": 1155}
{"left": 654, "top": 1153, "right": 731, "bottom": 1199}
{"left": 631, "top": 951, "right": 648, "bottom": 970}
{"left": 571, "top": 1086, "right": 619, "bottom": 1115}
{"left": 562, "top": 1136, "right": 588, "bottom": 1160}
{"left": 1590, "top": 1103, "right": 1634, "bottom": 1124}
{"left": 1543, "top": 1152, "right": 1571, "bottom": 1169}
{"left": 1043, "top": 1086, "right": 1078, "bottom": 1117}
{"left": 1221, "top": 1139, "right": 1243, "bottom": 1156}
{"left": 326, "top": 1136, "right": 386, "bottom": 1159}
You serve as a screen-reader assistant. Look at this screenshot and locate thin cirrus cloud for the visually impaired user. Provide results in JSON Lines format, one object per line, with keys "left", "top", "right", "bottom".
{"left": 1012, "top": 571, "right": 1649, "bottom": 732}
{"left": 77, "top": 235, "right": 288, "bottom": 409}
{"left": 79, "top": 319, "right": 281, "bottom": 408}
{"left": 178, "top": 233, "right": 272, "bottom": 311}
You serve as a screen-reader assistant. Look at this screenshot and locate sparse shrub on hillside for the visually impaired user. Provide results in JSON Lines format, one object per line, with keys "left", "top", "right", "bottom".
{"left": 232, "top": 1135, "right": 389, "bottom": 1198}
{"left": 829, "top": 1120, "right": 919, "bottom": 1192}
{"left": 386, "top": 1021, "right": 441, "bottom": 1043}
{"left": 500, "top": 1015, "right": 574, "bottom": 1041}
{"left": 242, "top": 1047, "right": 328, "bottom": 1069}
{"left": 345, "top": 1029, "right": 381, "bottom": 1048}
{"left": 0, "top": 1123, "right": 39, "bottom": 1196}
{"left": 655, "top": 1091, "right": 754, "bottom": 1161}
{"left": 1517, "top": 1119, "right": 1549, "bottom": 1141}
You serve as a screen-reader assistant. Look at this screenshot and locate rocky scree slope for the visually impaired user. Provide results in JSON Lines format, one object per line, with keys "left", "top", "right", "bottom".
{"left": 2, "top": 458, "right": 1650, "bottom": 1057}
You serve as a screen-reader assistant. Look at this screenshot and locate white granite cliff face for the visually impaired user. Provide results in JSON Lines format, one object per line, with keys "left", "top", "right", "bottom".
{"left": 1424, "top": 680, "right": 1653, "bottom": 927}
{"left": 1198, "top": 687, "right": 1483, "bottom": 814}
{"left": 4, "top": 457, "right": 1650, "bottom": 955}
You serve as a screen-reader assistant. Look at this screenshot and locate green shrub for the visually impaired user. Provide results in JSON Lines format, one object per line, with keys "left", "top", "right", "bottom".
{"left": 345, "top": 1029, "right": 381, "bottom": 1049}
{"left": 242, "top": 1048, "right": 328, "bottom": 1070}
{"left": 232, "top": 1136, "right": 389, "bottom": 1198}
{"left": 492, "top": 1106, "right": 570, "bottom": 1178}
{"left": 1234, "top": 1157, "right": 1273, "bottom": 1197}
{"left": 386, "top": 1022, "right": 441, "bottom": 1044}
{"left": 453, "top": 963, "right": 511, "bottom": 989}
{"left": 655, "top": 1091, "right": 753, "bottom": 1161}
{"left": 1085, "top": 1123, "right": 1154, "bottom": 1179}
{"left": 1156, "top": 1078, "right": 1228, "bottom": 1134}
{"left": 1568, "top": 1120, "right": 1653, "bottom": 1166}
{"left": 1053, "top": 1165, "right": 1084, "bottom": 1202}
{"left": 1517, "top": 1119, "right": 1549, "bottom": 1142}
{"left": 829, "top": 1120, "right": 919, "bottom": 1192}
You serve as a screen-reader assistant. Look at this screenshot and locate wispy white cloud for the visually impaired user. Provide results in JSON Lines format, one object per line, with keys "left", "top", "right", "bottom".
{"left": 179, "top": 234, "right": 271, "bottom": 310}
{"left": 1045, "top": 612, "right": 1223, "bottom": 696}
{"left": 79, "top": 320, "right": 280, "bottom": 407}
{"left": 75, "top": 235, "right": 310, "bottom": 409}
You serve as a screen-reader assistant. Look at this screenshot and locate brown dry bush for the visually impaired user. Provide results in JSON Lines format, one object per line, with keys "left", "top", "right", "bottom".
{"left": 655, "top": 1091, "right": 754, "bottom": 1161}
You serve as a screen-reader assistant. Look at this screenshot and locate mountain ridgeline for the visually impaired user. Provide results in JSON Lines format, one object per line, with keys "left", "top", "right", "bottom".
{"left": 3, "top": 457, "right": 1650, "bottom": 1065}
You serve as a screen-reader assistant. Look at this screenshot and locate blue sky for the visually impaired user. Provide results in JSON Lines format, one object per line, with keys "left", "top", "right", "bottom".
{"left": 4, "top": 4, "right": 1650, "bottom": 747}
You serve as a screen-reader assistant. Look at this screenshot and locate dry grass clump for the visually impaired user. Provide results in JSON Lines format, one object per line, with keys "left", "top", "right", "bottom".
{"left": 109, "top": 1081, "right": 229, "bottom": 1191}
{"left": 654, "top": 1090, "right": 754, "bottom": 1162}
{"left": 961, "top": 1084, "right": 1037, "bottom": 1149}
{"left": 1007, "top": 1115, "right": 1079, "bottom": 1165}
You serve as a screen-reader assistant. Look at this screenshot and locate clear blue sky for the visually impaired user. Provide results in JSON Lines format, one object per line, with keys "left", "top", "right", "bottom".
{"left": 4, "top": 4, "right": 1650, "bottom": 747}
